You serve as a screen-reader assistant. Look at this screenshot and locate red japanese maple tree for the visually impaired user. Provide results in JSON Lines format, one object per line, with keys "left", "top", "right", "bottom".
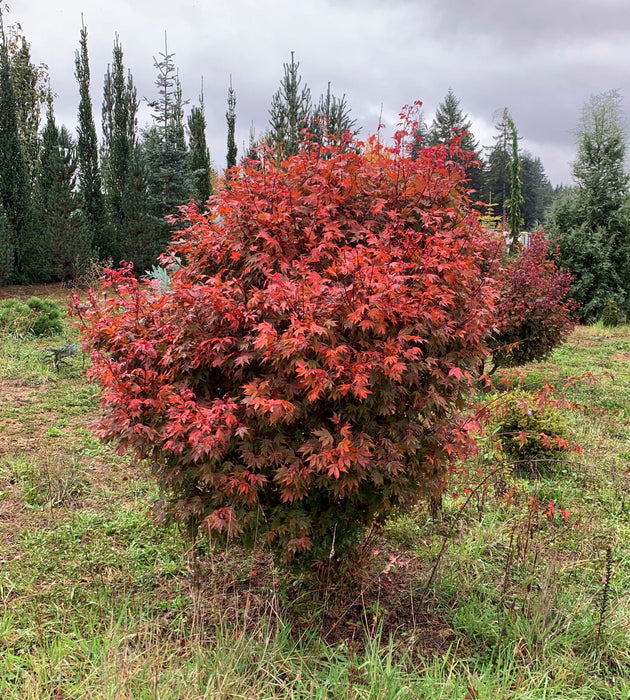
{"left": 489, "top": 230, "right": 576, "bottom": 371}
{"left": 73, "top": 115, "right": 500, "bottom": 569}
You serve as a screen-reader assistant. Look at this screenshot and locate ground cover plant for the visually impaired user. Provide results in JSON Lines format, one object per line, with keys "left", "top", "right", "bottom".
{"left": 1, "top": 291, "right": 629, "bottom": 698}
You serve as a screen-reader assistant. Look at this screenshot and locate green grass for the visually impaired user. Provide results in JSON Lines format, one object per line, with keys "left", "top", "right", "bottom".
{"left": 0, "top": 296, "right": 629, "bottom": 698}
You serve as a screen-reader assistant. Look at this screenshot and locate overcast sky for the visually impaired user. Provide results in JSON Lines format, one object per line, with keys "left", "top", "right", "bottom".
{"left": 9, "top": 0, "right": 630, "bottom": 187}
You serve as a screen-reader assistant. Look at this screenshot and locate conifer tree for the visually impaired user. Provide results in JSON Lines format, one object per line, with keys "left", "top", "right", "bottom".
{"left": 2, "top": 16, "right": 48, "bottom": 187}
{"left": 268, "top": 52, "right": 311, "bottom": 160}
{"left": 35, "top": 105, "right": 91, "bottom": 282}
{"left": 187, "top": 83, "right": 212, "bottom": 203}
{"left": 102, "top": 34, "right": 135, "bottom": 262}
{"left": 145, "top": 33, "right": 191, "bottom": 229}
{"left": 0, "top": 25, "right": 34, "bottom": 283}
{"left": 226, "top": 76, "right": 237, "bottom": 171}
{"left": 428, "top": 89, "right": 483, "bottom": 193}
{"left": 310, "top": 82, "right": 357, "bottom": 146}
{"left": 75, "top": 20, "right": 105, "bottom": 255}
{"left": 505, "top": 111, "right": 523, "bottom": 253}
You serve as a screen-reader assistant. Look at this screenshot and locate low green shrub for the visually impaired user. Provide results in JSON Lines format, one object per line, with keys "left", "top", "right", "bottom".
{"left": 601, "top": 297, "right": 620, "bottom": 327}
{"left": 0, "top": 297, "right": 64, "bottom": 337}
{"left": 494, "top": 390, "right": 570, "bottom": 476}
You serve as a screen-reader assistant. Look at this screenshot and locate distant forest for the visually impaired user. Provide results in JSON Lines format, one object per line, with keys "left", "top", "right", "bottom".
{"left": 0, "top": 10, "right": 597, "bottom": 303}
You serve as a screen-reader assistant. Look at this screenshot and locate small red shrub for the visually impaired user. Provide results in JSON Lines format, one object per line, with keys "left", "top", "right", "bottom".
{"left": 72, "top": 116, "right": 499, "bottom": 569}
{"left": 489, "top": 230, "right": 576, "bottom": 371}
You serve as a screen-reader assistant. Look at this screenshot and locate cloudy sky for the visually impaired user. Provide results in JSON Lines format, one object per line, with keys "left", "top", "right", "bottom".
{"left": 9, "top": 0, "right": 630, "bottom": 186}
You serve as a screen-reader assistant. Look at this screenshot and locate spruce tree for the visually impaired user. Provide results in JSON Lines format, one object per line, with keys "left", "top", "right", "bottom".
{"left": 310, "top": 82, "right": 357, "bottom": 146}
{"left": 145, "top": 34, "right": 191, "bottom": 229}
{"left": 482, "top": 110, "right": 512, "bottom": 224}
{"left": 187, "top": 84, "right": 212, "bottom": 203}
{"left": 75, "top": 20, "right": 105, "bottom": 256}
{"left": 226, "top": 76, "right": 237, "bottom": 171}
{"left": 548, "top": 91, "right": 630, "bottom": 321}
{"left": 35, "top": 106, "right": 91, "bottom": 283}
{"left": 429, "top": 89, "right": 483, "bottom": 194}
{"left": 268, "top": 52, "right": 311, "bottom": 161}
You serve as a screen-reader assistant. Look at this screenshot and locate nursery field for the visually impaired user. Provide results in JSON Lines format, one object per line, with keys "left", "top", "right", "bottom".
{"left": 0, "top": 288, "right": 629, "bottom": 699}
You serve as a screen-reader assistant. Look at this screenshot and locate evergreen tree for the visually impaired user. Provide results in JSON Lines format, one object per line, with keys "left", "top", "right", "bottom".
{"left": 268, "top": 52, "right": 311, "bottom": 161}
{"left": 187, "top": 83, "right": 212, "bottom": 203}
{"left": 520, "top": 153, "right": 553, "bottom": 229}
{"left": 505, "top": 111, "right": 523, "bottom": 253}
{"left": 226, "top": 76, "right": 237, "bottom": 172}
{"left": 102, "top": 34, "right": 135, "bottom": 262}
{"left": 0, "top": 211, "right": 12, "bottom": 285}
{"left": 0, "top": 25, "right": 34, "bottom": 283}
{"left": 145, "top": 34, "right": 191, "bottom": 229}
{"left": 310, "top": 82, "right": 357, "bottom": 146}
{"left": 547, "top": 91, "right": 630, "bottom": 321}
{"left": 428, "top": 89, "right": 483, "bottom": 193}
{"left": 35, "top": 106, "right": 91, "bottom": 282}
{"left": 482, "top": 109, "right": 512, "bottom": 225}
{"left": 3, "top": 17, "right": 48, "bottom": 187}
{"left": 75, "top": 19, "right": 105, "bottom": 255}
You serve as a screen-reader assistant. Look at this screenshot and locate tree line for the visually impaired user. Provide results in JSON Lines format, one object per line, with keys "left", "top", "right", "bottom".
{"left": 0, "top": 11, "right": 628, "bottom": 322}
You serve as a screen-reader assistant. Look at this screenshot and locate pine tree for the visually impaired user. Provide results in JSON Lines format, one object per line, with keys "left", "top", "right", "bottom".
{"left": 187, "top": 83, "right": 212, "bottom": 203}
{"left": 268, "top": 52, "right": 311, "bottom": 161}
{"left": 75, "top": 19, "right": 105, "bottom": 256}
{"left": 226, "top": 76, "right": 237, "bottom": 172}
{"left": 0, "top": 24, "right": 34, "bottom": 283}
{"left": 35, "top": 105, "right": 91, "bottom": 282}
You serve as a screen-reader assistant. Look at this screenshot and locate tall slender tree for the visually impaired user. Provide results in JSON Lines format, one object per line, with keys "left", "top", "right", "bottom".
{"left": 226, "top": 76, "right": 237, "bottom": 172}
{"left": 75, "top": 19, "right": 105, "bottom": 255}
{"left": 102, "top": 34, "right": 136, "bottom": 262}
{"left": 505, "top": 110, "right": 523, "bottom": 253}
{"left": 0, "top": 22, "right": 33, "bottom": 283}
{"left": 310, "top": 82, "right": 357, "bottom": 146}
{"left": 187, "top": 83, "right": 212, "bottom": 203}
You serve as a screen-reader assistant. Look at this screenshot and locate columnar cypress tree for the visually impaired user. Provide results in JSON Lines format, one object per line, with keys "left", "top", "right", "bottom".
{"left": 0, "top": 29, "right": 33, "bottom": 283}
{"left": 75, "top": 20, "right": 105, "bottom": 256}
{"left": 187, "top": 85, "right": 212, "bottom": 203}
{"left": 226, "top": 76, "right": 237, "bottom": 172}
{"left": 102, "top": 35, "right": 138, "bottom": 263}
{"left": 268, "top": 52, "right": 311, "bottom": 161}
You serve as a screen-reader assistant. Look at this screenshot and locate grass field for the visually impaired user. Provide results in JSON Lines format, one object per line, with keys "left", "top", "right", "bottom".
{"left": 0, "top": 287, "right": 628, "bottom": 698}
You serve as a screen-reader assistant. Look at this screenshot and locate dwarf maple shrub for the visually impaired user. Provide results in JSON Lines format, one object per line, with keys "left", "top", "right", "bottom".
{"left": 489, "top": 231, "right": 575, "bottom": 371}
{"left": 72, "top": 119, "right": 500, "bottom": 570}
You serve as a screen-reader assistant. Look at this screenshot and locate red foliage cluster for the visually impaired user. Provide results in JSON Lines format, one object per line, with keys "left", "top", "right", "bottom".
{"left": 489, "top": 230, "right": 576, "bottom": 371}
{"left": 72, "top": 120, "right": 500, "bottom": 567}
